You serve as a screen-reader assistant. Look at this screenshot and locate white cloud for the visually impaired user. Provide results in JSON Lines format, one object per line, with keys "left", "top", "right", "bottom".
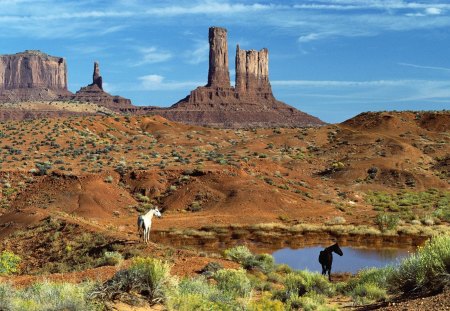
{"left": 143, "top": 2, "right": 274, "bottom": 17}
{"left": 134, "top": 47, "right": 172, "bottom": 66}
{"left": 425, "top": 7, "right": 442, "bottom": 15}
{"left": 398, "top": 62, "right": 450, "bottom": 72}
{"left": 138, "top": 74, "right": 202, "bottom": 91}
{"left": 0, "top": 0, "right": 449, "bottom": 41}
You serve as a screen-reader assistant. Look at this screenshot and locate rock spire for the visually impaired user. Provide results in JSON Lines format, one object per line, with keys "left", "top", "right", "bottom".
{"left": 235, "top": 45, "right": 271, "bottom": 95}
{"left": 207, "top": 27, "right": 230, "bottom": 88}
{"left": 160, "top": 26, "right": 324, "bottom": 128}
{"left": 92, "top": 61, "right": 103, "bottom": 90}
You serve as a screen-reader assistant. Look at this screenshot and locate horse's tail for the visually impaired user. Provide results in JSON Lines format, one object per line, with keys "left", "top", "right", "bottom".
{"left": 318, "top": 250, "right": 326, "bottom": 265}
{"left": 137, "top": 216, "right": 145, "bottom": 232}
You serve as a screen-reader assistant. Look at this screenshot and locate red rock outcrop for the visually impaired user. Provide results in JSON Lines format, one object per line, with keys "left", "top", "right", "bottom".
{"left": 0, "top": 50, "right": 71, "bottom": 102}
{"left": 92, "top": 61, "right": 103, "bottom": 90}
{"left": 207, "top": 27, "right": 230, "bottom": 88}
{"left": 235, "top": 45, "right": 271, "bottom": 95}
{"left": 149, "top": 27, "right": 324, "bottom": 128}
{"left": 66, "top": 61, "right": 132, "bottom": 110}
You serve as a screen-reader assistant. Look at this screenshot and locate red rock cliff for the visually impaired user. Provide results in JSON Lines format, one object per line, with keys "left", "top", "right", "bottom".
{"left": 0, "top": 50, "right": 67, "bottom": 90}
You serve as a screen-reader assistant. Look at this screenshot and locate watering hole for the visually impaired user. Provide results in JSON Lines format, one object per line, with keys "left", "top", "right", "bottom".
{"left": 272, "top": 246, "right": 414, "bottom": 274}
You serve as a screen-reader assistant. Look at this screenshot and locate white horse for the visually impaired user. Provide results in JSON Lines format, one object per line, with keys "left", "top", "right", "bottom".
{"left": 137, "top": 207, "right": 162, "bottom": 244}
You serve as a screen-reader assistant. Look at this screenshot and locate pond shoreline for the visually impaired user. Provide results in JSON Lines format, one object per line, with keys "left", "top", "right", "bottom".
{"left": 153, "top": 223, "right": 441, "bottom": 252}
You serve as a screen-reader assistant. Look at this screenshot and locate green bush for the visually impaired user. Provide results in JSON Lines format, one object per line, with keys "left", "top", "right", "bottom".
{"left": 224, "top": 246, "right": 275, "bottom": 273}
{"left": 129, "top": 257, "right": 173, "bottom": 303}
{"left": 34, "top": 161, "right": 52, "bottom": 175}
{"left": 167, "top": 275, "right": 249, "bottom": 311}
{"left": 224, "top": 245, "right": 253, "bottom": 264}
{"left": 286, "top": 291, "right": 336, "bottom": 311}
{"left": 92, "top": 257, "right": 173, "bottom": 304}
{"left": 0, "top": 250, "right": 21, "bottom": 275}
{"left": 213, "top": 268, "right": 253, "bottom": 298}
{"left": 388, "top": 235, "right": 450, "bottom": 294}
{"left": 99, "top": 251, "right": 123, "bottom": 267}
{"left": 375, "top": 213, "right": 399, "bottom": 232}
{"left": 277, "top": 271, "right": 335, "bottom": 302}
{"left": 344, "top": 267, "right": 393, "bottom": 293}
{"left": 0, "top": 283, "right": 13, "bottom": 310}
{"left": 1, "top": 281, "right": 98, "bottom": 311}
{"left": 351, "top": 282, "right": 387, "bottom": 305}
{"left": 244, "top": 253, "right": 276, "bottom": 273}
{"left": 199, "top": 261, "right": 223, "bottom": 277}
{"left": 248, "top": 292, "right": 284, "bottom": 311}
{"left": 167, "top": 277, "right": 220, "bottom": 311}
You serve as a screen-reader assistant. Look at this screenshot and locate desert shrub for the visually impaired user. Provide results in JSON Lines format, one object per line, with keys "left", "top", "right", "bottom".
{"left": 326, "top": 216, "right": 346, "bottom": 225}
{"left": 276, "top": 271, "right": 335, "bottom": 302}
{"left": 199, "top": 261, "right": 223, "bottom": 277}
{"left": 341, "top": 267, "right": 392, "bottom": 304}
{"left": 0, "top": 250, "right": 21, "bottom": 275}
{"left": 167, "top": 275, "right": 249, "bottom": 311}
{"left": 92, "top": 257, "right": 173, "bottom": 304}
{"left": 350, "top": 282, "right": 387, "bottom": 305}
{"left": 129, "top": 257, "right": 173, "bottom": 303}
{"left": 224, "top": 245, "right": 253, "bottom": 264}
{"left": 0, "top": 283, "right": 13, "bottom": 310}
{"left": 224, "top": 246, "right": 275, "bottom": 273}
{"left": 167, "top": 277, "right": 219, "bottom": 311}
{"left": 187, "top": 201, "right": 202, "bottom": 212}
{"left": 286, "top": 291, "right": 335, "bottom": 311}
{"left": 344, "top": 267, "right": 393, "bottom": 293}
{"left": 213, "top": 268, "right": 253, "bottom": 298}
{"left": 275, "top": 263, "right": 293, "bottom": 274}
{"left": 248, "top": 292, "right": 284, "bottom": 311}
{"left": 243, "top": 253, "right": 276, "bottom": 273}
{"left": 375, "top": 213, "right": 399, "bottom": 232}
{"left": 12, "top": 281, "right": 98, "bottom": 311}
{"left": 99, "top": 251, "right": 123, "bottom": 267}
{"left": 34, "top": 161, "right": 52, "bottom": 175}
{"left": 388, "top": 235, "right": 450, "bottom": 294}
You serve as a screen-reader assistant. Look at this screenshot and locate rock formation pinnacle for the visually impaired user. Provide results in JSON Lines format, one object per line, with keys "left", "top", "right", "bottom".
{"left": 92, "top": 61, "right": 103, "bottom": 90}
{"left": 235, "top": 45, "right": 271, "bottom": 95}
{"left": 207, "top": 27, "right": 230, "bottom": 88}
{"left": 68, "top": 60, "right": 132, "bottom": 110}
{"left": 157, "top": 26, "right": 324, "bottom": 128}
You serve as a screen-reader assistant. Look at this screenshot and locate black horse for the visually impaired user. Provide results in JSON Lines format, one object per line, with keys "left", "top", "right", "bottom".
{"left": 318, "top": 243, "right": 343, "bottom": 281}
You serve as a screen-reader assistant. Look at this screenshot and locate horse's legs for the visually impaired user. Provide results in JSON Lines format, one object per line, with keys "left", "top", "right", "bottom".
{"left": 321, "top": 265, "right": 326, "bottom": 276}
{"left": 328, "top": 264, "right": 332, "bottom": 281}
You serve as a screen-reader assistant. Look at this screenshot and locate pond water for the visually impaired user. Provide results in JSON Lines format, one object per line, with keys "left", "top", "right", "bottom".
{"left": 272, "top": 246, "right": 414, "bottom": 274}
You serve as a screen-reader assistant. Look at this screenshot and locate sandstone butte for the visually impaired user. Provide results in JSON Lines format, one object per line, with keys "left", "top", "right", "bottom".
{"left": 123, "top": 27, "right": 326, "bottom": 128}
{"left": 0, "top": 27, "right": 325, "bottom": 128}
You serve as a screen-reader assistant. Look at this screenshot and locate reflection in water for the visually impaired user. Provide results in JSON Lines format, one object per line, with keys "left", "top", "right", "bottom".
{"left": 272, "top": 246, "right": 413, "bottom": 274}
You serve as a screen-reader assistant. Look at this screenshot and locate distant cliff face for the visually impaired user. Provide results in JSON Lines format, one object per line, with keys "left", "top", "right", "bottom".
{"left": 0, "top": 50, "right": 71, "bottom": 102}
{"left": 0, "top": 50, "right": 68, "bottom": 90}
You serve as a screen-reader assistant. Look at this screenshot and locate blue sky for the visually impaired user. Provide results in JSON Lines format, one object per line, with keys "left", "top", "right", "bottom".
{"left": 1, "top": 0, "right": 449, "bottom": 123}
